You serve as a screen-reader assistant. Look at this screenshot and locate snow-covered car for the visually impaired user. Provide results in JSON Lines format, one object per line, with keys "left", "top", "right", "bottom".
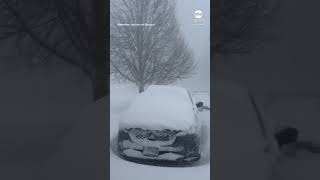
{"left": 118, "top": 85, "right": 201, "bottom": 163}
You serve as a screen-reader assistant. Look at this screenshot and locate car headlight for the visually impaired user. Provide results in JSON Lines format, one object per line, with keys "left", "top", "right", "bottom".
{"left": 118, "top": 129, "right": 131, "bottom": 142}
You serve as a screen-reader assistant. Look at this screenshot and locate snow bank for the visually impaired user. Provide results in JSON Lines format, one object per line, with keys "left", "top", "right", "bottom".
{"left": 110, "top": 83, "right": 137, "bottom": 107}
{"left": 119, "top": 85, "right": 198, "bottom": 131}
{"left": 110, "top": 149, "right": 210, "bottom": 180}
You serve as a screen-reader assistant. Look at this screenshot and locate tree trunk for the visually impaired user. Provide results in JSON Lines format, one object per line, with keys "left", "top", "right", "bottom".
{"left": 139, "top": 84, "right": 144, "bottom": 93}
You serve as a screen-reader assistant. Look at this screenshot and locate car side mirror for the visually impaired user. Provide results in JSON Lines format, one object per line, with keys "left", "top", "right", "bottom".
{"left": 196, "top": 101, "right": 204, "bottom": 108}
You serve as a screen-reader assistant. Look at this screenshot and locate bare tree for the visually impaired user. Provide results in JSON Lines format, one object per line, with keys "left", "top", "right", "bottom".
{"left": 0, "top": 0, "right": 107, "bottom": 101}
{"left": 110, "top": 0, "right": 195, "bottom": 93}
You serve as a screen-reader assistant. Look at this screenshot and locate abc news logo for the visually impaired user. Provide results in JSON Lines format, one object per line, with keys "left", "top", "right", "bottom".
{"left": 193, "top": 10, "right": 204, "bottom": 25}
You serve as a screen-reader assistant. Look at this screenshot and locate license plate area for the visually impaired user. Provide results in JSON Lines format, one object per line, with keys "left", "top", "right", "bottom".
{"left": 143, "top": 147, "right": 159, "bottom": 157}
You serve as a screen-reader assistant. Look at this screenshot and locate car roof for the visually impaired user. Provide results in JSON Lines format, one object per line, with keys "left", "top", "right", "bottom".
{"left": 119, "top": 85, "right": 198, "bottom": 131}
{"left": 146, "top": 85, "right": 190, "bottom": 99}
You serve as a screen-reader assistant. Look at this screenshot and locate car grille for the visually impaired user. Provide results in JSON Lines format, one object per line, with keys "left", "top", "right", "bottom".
{"left": 130, "top": 128, "right": 180, "bottom": 142}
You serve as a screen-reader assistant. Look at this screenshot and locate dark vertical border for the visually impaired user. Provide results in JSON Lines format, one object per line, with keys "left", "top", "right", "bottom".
{"left": 210, "top": 0, "right": 214, "bottom": 179}
{"left": 106, "top": 0, "right": 111, "bottom": 179}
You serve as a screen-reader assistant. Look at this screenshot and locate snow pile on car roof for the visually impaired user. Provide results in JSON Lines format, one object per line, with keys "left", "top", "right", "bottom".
{"left": 119, "top": 85, "right": 198, "bottom": 131}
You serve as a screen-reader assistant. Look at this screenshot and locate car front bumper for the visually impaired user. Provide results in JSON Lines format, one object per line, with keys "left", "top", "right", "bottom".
{"left": 119, "top": 140, "right": 186, "bottom": 161}
{"left": 118, "top": 129, "right": 201, "bottom": 162}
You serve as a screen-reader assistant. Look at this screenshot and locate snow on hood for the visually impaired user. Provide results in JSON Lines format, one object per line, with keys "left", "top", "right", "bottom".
{"left": 119, "top": 85, "right": 198, "bottom": 131}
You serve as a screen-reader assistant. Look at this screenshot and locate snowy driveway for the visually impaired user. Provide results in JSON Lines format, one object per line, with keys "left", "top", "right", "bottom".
{"left": 110, "top": 151, "right": 210, "bottom": 180}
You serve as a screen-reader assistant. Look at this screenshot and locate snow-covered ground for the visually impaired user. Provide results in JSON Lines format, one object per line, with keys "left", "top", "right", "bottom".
{"left": 213, "top": 80, "right": 320, "bottom": 180}
{"left": 266, "top": 97, "right": 320, "bottom": 180}
{"left": 110, "top": 83, "right": 210, "bottom": 180}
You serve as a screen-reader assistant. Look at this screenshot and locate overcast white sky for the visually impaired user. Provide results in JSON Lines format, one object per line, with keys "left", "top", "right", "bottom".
{"left": 110, "top": 0, "right": 211, "bottom": 92}
{"left": 174, "top": 0, "right": 210, "bottom": 91}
